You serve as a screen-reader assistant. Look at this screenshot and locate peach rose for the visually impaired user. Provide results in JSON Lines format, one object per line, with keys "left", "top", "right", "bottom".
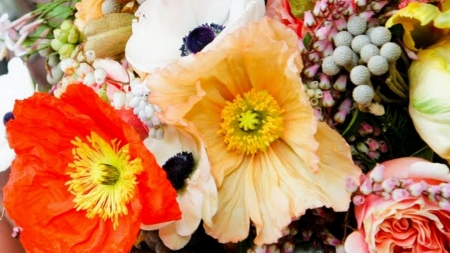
{"left": 344, "top": 157, "right": 450, "bottom": 253}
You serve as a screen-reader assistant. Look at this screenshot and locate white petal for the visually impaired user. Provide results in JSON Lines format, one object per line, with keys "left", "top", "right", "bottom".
{"left": 158, "top": 223, "right": 192, "bottom": 250}
{"left": 0, "top": 57, "right": 34, "bottom": 171}
{"left": 125, "top": 0, "right": 263, "bottom": 73}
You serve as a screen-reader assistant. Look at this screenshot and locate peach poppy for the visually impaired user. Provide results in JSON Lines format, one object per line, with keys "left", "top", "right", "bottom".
{"left": 146, "top": 17, "right": 361, "bottom": 245}
{"left": 74, "top": 0, "right": 104, "bottom": 30}
{"left": 3, "top": 84, "right": 181, "bottom": 253}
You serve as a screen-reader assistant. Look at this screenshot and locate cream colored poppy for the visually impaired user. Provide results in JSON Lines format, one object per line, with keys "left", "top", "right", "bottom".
{"left": 146, "top": 17, "right": 361, "bottom": 245}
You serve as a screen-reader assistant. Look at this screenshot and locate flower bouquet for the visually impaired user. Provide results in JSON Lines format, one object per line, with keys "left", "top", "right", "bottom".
{"left": 1, "top": 0, "right": 450, "bottom": 252}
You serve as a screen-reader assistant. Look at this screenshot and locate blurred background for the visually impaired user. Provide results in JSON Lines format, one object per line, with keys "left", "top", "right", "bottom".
{"left": 0, "top": 0, "right": 49, "bottom": 86}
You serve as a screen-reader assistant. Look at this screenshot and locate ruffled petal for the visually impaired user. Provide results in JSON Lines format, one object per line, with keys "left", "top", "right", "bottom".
{"left": 344, "top": 231, "right": 370, "bottom": 253}
{"left": 158, "top": 224, "right": 192, "bottom": 250}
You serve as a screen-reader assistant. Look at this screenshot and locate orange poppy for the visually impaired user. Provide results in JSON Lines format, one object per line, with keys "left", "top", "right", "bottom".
{"left": 3, "top": 84, "right": 181, "bottom": 253}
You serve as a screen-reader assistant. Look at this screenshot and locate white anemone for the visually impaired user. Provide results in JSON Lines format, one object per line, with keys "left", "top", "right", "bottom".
{"left": 0, "top": 57, "right": 34, "bottom": 171}
{"left": 142, "top": 124, "right": 218, "bottom": 250}
{"left": 125, "top": 0, "right": 265, "bottom": 73}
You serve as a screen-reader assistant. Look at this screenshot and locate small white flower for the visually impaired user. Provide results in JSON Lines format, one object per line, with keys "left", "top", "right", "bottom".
{"left": 125, "top": 0, "right": 265, "bottom": 73}
{"left": 142, "top": 124, "right": 218, "bottom": 250}
{"left": 0, "top": 57, "right": 34, "bottom": 171}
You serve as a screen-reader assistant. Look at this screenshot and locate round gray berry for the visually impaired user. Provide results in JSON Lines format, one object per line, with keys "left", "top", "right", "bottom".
{"left": 353, "top": 84, "right": 374, "bottom": 105}
{"left": 369, "top": 26, "right": 392, "bottom": 46}
{"left": 380, "top": 42, "right": 402, "bottom": 62}
{"left": 351, "top": 35, "right": 371, "bottom": 54}
{"left": 360, "top": 44, "right": 379, "bottom": 63}
{"left": 333, "top": 46, "right": 355, "bottom": 66}
{"left": 347, "top": 16, "right": 367, "bottom": 36}
{"left": 350, "top": 65, "right": 371, "bottom": 85}
{"left": 334, "top": 31, "right": 353, "bottom": 47}
{"left": 368, "top": 55, "right": 388, "bottom": 76}
{"left": 321, "top": 56, "right": 341, "bottom": 76}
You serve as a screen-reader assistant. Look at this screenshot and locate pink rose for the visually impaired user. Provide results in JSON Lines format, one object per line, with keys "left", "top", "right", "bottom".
{"left": 344, "top": 157, "right": 450, "bottom": 253}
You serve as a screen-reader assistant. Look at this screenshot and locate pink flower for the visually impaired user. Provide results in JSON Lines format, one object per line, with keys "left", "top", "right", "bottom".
{"left": 344, "top": 157, "right": 450, "bottom": 253}
{"left": 266, "top": 0, "right": 304, "bottom": 37}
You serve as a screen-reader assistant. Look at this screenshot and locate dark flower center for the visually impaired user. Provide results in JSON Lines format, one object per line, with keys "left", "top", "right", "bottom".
{"left": 3, "top": 112, "right": 14, "bottom": 126}
{"left": 162, "top": 151, "right": 195, "bottom": 191}
{"left": 180, "top": 23, "right": 225, "bottom": 56}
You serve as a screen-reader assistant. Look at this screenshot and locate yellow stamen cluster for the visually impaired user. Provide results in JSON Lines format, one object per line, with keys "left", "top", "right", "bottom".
{"left": 219, "top": 88, "right": 284, "bottom": 155}
{"left": 66, "top": 132, "right": 143, "bottom": 229}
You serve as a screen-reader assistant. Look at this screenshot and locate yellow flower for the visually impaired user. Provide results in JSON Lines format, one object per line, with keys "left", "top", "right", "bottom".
{"left": 386, "top": 2, "right": 450, "bottom": 51}
{"left": 146, "top": 17, "right": 361, "bottom": 245}
{"left": 409, "top": 35, "right": 450, "bottom": 163}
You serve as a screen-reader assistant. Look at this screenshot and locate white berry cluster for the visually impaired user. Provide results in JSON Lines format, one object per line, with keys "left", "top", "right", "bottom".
{"left": 299, "top": 0, "right": 390, "bottom": 124}
{"left": 322, "top": 17, "right": 402, "bottom": 106}
{"left": 127, "top": 77, "right": 164, "bottom": 140}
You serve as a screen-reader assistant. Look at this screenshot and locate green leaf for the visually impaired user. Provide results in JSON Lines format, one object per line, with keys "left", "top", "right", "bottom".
{"left": 410, "top": 146, "right": 434, "bottom": 161}
{"left": 302, "top": 32, "right": 312, "bottom": 48}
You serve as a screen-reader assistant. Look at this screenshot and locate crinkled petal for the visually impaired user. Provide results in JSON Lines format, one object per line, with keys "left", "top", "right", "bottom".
{"left": 344, "top": 231, "right": 370, "bottom": 253}
{"left": 4, "top": 84, "right": 180, "bottom": 252}
{"left": 158, "top": 223, "right": 192, "bottom": 250}
{"left": 314, "top": 122, "right": 362, "bottom": 211}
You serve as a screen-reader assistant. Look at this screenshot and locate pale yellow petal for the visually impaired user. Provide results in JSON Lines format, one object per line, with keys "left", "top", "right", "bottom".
{"left": 185, "top": 96, "right": 246, "bottom": 186}
{"left": 314, "top": 122, "right": 362, "bottom": 211}
{"left": 158, "top": 224, "right": 192, "bottom": 250}
{"left": 204, "top": 161, "right": 251, "bottom": 243}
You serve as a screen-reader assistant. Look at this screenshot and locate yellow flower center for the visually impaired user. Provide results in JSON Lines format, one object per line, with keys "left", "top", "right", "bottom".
{"left": 219, "top": 88, "right": 284, "bottom": 155}
{"left": 66, "top": 132, "right": 143, "bottom": 229}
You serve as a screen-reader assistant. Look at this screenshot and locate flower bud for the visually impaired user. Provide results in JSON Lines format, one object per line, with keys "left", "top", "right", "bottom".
{"left": 369, "top": 164, "right": 385, "bottom": 182}
{"left": 392, "top": 188, "right": 410, "bottom": 201}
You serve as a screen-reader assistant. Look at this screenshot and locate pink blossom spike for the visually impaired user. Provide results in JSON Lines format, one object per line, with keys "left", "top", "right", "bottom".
{"left": 370, "top": 1, "right": 388, "bottom": 12}
{"left": 304, "top": 11, "right": 316, "bottom": 27}
{"left": 427, "top": 185, "right": 441, "bottom": 201}
{"left": 334, "top": 110, "right": 348, "bottom": 124}
{"left": 6, "top": 12, "right": 34, "bottom": 30}
{"left": 308, "top": 51, "right": 321, "bottom": 62}
{"left": 304, "top": 64, "right": 320, "bottom": 78}
{"left": 319, "top": 73, "right": 331, "bottom": 90}
{"left": 379, "top": 141, "right": 388, "bottom": 153}
{"left": 267, "top": 244, "right": 280, "bottom": 253}
{"left": 408, "top": 181, "right": 428, "bottom": 197}
{"left": 353, "top": 195, "right": 365, "bottom": 205}
{"left": 369, "top": 164, "right": 385, "bottom": 183}
{"left": 282, "top": 241, "right": 295, "bottom": 253}
{"left": 19, "top": 19, "right": 44, "bottom": 35}
{"left": 334, "top": 17, "right": 347, "bottom": 31}
{"left": 312, "top": 208, "right": 327, "bottom": 217}
{"left": 367, "top": 151, "right": 380, "bottom": 160}
{"left": 359, "top": 178, "right": 373, "bottom": 195}
{"left": 392, "top": 188, "right": 410, "bottom": 201}
{"left": 322, "top": 43, "right": 334, "bottom": 57}
{"left": 366, "top": 138, "right": 380, "bottom": 151}
{"left": 338, "top": 98, "right": 352, "bottom": 113}
{"left": 313, "top": 39, "right": 329, "bottom": 52}
{"left": 372, "top": 182, "right": 382, "bottom": 192}
{"left": 315, "top": 25, "right": 332, "bottom": 41}
{"left": 359, "top": 122, "right": 373, "bottom": 136}
{"left": 439, "top": 198, "right": 450, "bottom": 211}
{"left": 322, "top": 90, "right": 335, "bottom": 107}
{"left": 333, "top": 75, "right": 347, "bottom": 91}
{"left": 381, "top": 177, "right": 398, "bottom": 193}
{"left": 440, "top": 183, "right": 450, "bottom": 198}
